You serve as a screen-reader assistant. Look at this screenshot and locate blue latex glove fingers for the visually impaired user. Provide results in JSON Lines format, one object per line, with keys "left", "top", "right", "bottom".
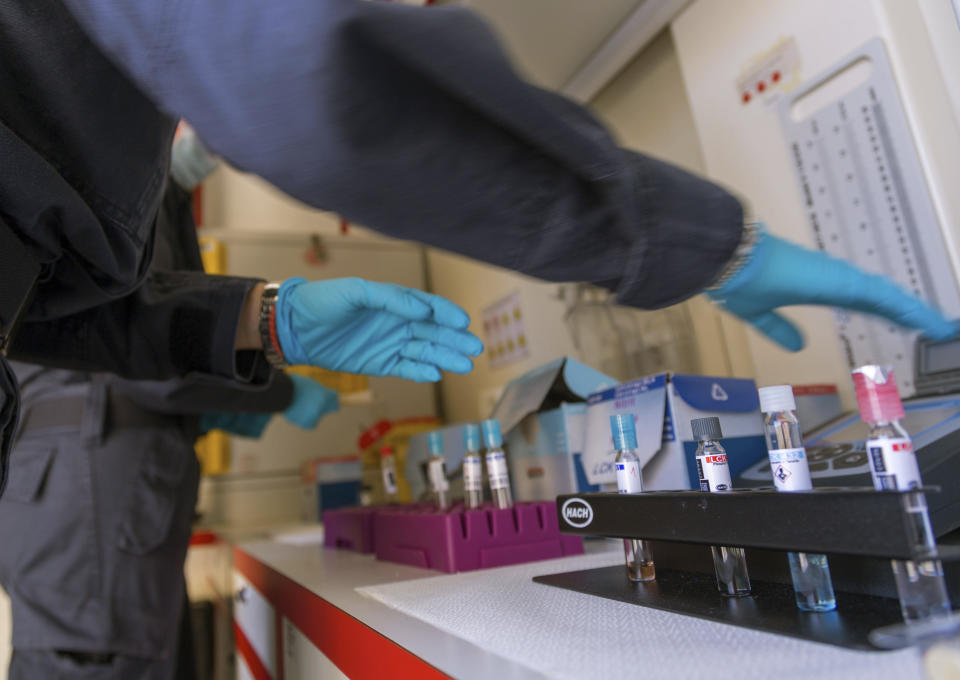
{"left": 283, "top": 374, "right": 340, "bottom": 430}
{"left": 275, "top": 277, "right": 483, "bottom": 380}
{"left": 826, "top": 269, "right": 957, "bottom": 341}
{"left": 199, "top": 411, "right": 272, "bottom": 439}
{"left": 407, "top": 289, "right": 472, "bottom": 330}
{"left": 711, "top": 227, "right": 957, "bottom": 350}
{"left": 409, "top": 322, "right": 484, "bottom": 357}
{"left": 725, "top": 306, "right": 804, "bottom": 352}
{"left": 400, "top": 340, "right": 474, "bottom": 374}
{"left": 392, "top": 359, "right": 443, "bottom": 383}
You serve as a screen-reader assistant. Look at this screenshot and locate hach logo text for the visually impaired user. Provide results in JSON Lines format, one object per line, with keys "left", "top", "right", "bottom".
{"left": 561, "top": 498, "right": 594, "bottom": 528}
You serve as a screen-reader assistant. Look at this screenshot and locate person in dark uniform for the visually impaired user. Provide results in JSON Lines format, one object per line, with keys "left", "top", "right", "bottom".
{"left": 0, "top": 145, "right": 340, "bottom": 680}
{"left": 0, "top": 1, "right": 953, "bottom": 502}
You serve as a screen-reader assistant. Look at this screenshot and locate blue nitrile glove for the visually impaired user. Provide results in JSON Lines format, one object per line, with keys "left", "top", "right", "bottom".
{"left": 283, "top": 374, "right": 340, "bottom": 429}
{"left": 275, "top": 278, "right": 484, "bottom": 383}
{"left": 708, "top": 226, "right": 957, "bottom": 351}
{"left": 198, "top": 411, "right": 272, "bottom": 438}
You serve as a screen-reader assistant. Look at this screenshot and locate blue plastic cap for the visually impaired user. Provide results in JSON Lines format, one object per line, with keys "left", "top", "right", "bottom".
{"left": 609, "top": 414, "right": 638, "bottom": 451}
{"left": 427, "top": 431, "right": 444, "bottom": 456}
{"left": 464, "top": 424, "right": 481, "bottom": 452}
{"left": 481, "top": 419, "right": 502, "bottom": 448}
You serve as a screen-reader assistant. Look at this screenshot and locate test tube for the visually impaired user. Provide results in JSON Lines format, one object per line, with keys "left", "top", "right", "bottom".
{"left": 426, "top": 430, "right": 450, "bottom": 510}
{"left": 758, "top": 385, "right": 836, "bottom": 612}
{"left": 462, "top": 424, "right": 484, "bottom": 509}
{"left": 481, "top": 419, "right": 513, "bottom": 509}
{"left": 853, "top": 366, "right": 951, "bottom": 623}
{"left": 610, "top": 414, "right": 655, "bottom": 582}
{"left": 692, "top": 416, "right": 751, "bottom": 597}
{"left": 380, "top": 445, "right": 398, "bottom": 504}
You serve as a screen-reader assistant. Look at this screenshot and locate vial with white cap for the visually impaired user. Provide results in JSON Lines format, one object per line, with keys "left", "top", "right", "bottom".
{"left": 481, "top": 419, "right": 513, "bottom": 509}
{"left": 853, "top": 365, "right": 951, "bottom": 623}
{"left": 758, "top": 385, "right": 836, "bottom": 612}
{"left": 463, "top": 424, "right": 484, "bottom": 509}
{"left": 610, "top": 414, "right": 656, "bottom": 582}
{"left": 692, "top": 416, "right": 751, "bottom": 597}
{"left": 426, "top": 430, "right": 450, "bottom": 511}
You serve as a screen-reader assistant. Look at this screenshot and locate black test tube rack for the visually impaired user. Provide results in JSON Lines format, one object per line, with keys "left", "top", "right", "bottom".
{"left": 534, "top": 488, "right": 960, "bottom": 650}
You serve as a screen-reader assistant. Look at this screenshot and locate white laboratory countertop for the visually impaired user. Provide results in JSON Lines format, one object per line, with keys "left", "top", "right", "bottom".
{"left": 234, "top": 529, "right": 927, "bottom": 680}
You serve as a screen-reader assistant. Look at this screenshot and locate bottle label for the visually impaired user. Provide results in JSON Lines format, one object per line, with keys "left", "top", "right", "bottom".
{"left": 866, "top": 437, "right": 921, "bottom": 491}
{"left": 616, "top": 460, "right": 643, "bottom": 494}
{"left": 486, "top": 451, "right": 510, "bottom": 490}
{"left": 427, "top": 458, "right": 449, "bottom": 492}
{"left": 767, "top": 447, "right": 812, "bottom": 492}
{"left": 381, "top": 461, "right": 398, "bottom": 495}
{"left": 463, "top": 456, "right": 483, "bottom": 492}
{"left": 697, "top": 453, "right": 732, "bottom": 492}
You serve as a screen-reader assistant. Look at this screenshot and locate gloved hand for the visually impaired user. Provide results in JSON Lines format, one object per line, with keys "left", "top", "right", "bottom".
{"left": 708, "top": 226, "right": 957, "bottom": 351}
{"left": 283, "top": 374, "right": 340, "bottom": 429}
{"left": 275, "top": 278, "right": 483, "bottom": 382}
{"left": 198, "top": 411, "right": 272, "bottom": 438}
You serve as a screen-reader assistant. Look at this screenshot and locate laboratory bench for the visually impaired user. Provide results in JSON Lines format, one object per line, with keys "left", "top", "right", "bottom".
{"left": 227, "top": 528, "right": 930, "bottom": 680}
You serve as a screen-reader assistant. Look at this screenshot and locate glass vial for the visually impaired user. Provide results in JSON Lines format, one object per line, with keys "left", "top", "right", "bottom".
{"left": 426, "top": 431, "right": 450, "bottom": 510}
{"left": 481, "top": 419, "right": 513, "bottom": 509}
{"left": 853, "top": 365, "right": 951, "bottom": 624}
{"left": 758, "top": 385, "right": 837, "bottom": 612}
{"left": 380, "top": 445, "right": 398, "bottom": 504}
{"left": 610, "top": 413, "right": 656, "bottom": 582}
{"left": 463, "top": 424, "right": 484, "bottom": 509}
{"left": 692, "top": 416, "right": 751, "bottom": 597}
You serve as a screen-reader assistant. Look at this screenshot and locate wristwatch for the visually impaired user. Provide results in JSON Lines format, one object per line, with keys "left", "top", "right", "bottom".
{"left": 258, "top": 282, "right": 287, "bottom": 367}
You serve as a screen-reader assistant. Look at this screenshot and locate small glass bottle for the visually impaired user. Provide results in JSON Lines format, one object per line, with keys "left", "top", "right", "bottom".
{"left": 462, "top": 424, "right": 484, "bottom": 510}
{"left": 610, "top": 414, "right": 656, "bottom": 582}
{"left": 758, "top": 385, "right": 836, "bottom": 612}
{"left": 692, "top": 416, "right": 751, "bottom": 597}
{"left": 481, "top": 419, "right": 513, "bottom": 509}
{"left": 426, "top": 430, "right": 450, "bottom": 511}
{"left": 853, "top": 365, "right": 951, "bottom": 624}
{"left": 380, "top": 445, "right": 399, "bottom": 504}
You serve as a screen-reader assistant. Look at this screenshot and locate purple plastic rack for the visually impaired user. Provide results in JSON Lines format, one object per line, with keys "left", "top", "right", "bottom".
{"left": 322, "top": 505, "right": 379, "bottom": 553}
{"left": 373, "top": 501, "right": 584, "bottom": 573}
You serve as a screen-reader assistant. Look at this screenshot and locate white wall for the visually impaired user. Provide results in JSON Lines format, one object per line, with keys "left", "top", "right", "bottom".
{"left": 672, "top": 0, "right": 960, "bottom": 407}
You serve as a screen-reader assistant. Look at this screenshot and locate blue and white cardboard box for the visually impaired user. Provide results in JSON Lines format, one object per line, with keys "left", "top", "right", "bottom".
{"left": 489, "top": 357, "right": 617, "bottom": 501}
{"left": 583, "top": 373, "right": 767, "bottom": 490}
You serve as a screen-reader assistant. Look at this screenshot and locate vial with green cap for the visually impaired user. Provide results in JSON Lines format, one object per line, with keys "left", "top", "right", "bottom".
{"left": 426, "top": 430, "right": 450, "bottom": 510}
{"left": 692, "top": 416, "right": 751, "bottom": 597}
{"left": 610, "top": 413, "right": 656, "bottom": 582}
{"left": 463, "top": 424, "right": 484, "bottom": 509}
{"left": 481, "top": 419, "right": 513, "bottom": 509}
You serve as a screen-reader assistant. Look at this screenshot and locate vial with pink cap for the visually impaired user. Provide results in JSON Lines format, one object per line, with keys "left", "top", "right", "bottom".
{"left": 853, "top": 365, "right": 951, "bottom": 623}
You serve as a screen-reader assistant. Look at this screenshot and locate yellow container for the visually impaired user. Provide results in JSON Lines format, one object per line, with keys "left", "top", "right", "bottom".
{"left": 194, "top": 429, "right": 231, "bottom": 476}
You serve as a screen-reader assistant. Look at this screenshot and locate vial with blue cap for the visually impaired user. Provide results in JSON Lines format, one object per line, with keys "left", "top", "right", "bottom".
{"left": 426, "top": 430, "right": 450, "bottom": 510}
{"left": 463, "top": 424, "right": 484, "bottom": 509}
{"left": 481, "top": 419, "right": 513, "bottom": 509}
{"left": 610, "top": 414, "right": 656, "bottom": 582}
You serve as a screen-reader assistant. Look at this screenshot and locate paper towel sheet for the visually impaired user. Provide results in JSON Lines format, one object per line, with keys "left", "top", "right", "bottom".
{"left": 357, "top": 550, "right": 923, "bottom": 680}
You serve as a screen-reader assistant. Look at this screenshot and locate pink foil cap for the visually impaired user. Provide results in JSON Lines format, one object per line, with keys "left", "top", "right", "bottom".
{"left": 852, "top": 365, "right": 905, "bottom": 422}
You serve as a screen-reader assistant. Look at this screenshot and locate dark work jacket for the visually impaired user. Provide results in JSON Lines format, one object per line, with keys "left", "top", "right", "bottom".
{"left": 0, "top": 0, "right": 744, "bottom": 494}
{"left": 0, "top": 182, "right": 293, "bottom": 664}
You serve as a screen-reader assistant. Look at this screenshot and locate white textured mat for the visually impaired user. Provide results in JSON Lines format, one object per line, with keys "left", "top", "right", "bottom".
{"left": 357, "top": 550, "right": 924, "bottom": 680}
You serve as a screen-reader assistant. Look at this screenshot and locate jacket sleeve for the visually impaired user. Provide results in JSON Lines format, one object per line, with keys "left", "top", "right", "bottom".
{"left": 61, "top": 0, "right": 743, "bottom": 309}
{"left": 8, "top": 270, "right": 264, "bottom": 381}
{"left": 107, "top": 370, "right": 294, "bottom": 415}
